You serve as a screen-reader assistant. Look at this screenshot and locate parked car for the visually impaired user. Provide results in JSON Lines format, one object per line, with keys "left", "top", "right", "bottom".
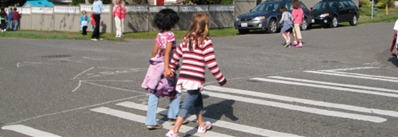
{"left": 310, "top": 0, "right": 359, "bottom": 28}
{"left": 234, "top": 0, "right": 312, "bottom": 34}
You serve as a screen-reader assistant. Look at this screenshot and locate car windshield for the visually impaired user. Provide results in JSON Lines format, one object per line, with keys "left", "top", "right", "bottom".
{"left": 251, "top": 2, "right": 280, "bottom": 12}
{"left": 312, "top": 1, "right": 338, "bottom": 10}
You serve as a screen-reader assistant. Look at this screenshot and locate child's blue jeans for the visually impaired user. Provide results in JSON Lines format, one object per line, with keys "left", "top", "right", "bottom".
{"left": 145, "top": 92, "right": 181, "bottom": 126}
{"left": 177, "top": 89, "right": 203, "bottom": 119}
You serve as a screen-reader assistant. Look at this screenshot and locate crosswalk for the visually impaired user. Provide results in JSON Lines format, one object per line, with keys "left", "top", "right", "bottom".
{"left": 3, "top": 67, "right": 398, "bottom": 136}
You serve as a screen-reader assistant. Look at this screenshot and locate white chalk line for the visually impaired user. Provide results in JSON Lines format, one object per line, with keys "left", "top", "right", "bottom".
{"left": 72, "top": 67, "right": 94, "bottom": 79}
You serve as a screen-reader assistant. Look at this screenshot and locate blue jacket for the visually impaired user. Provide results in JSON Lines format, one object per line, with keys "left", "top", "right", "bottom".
{"left": 7, "top": 11, "right": 13, "bottom": 20}
{"left": 80, "top": 15, "right": 90, "bottom": 25}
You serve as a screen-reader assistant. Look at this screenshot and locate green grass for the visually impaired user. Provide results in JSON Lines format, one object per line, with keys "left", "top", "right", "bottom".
{"left": 1, "top": 8, "right": 397, "bottom": 40}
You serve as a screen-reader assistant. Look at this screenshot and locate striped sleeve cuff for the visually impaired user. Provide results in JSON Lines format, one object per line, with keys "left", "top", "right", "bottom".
{"left": 218, "top": 77, "right": 227, "bottom": 87}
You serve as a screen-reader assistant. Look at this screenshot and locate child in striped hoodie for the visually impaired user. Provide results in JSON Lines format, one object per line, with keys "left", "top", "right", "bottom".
{"left": 165, "top": 12, "right": 228, "bottom": 137}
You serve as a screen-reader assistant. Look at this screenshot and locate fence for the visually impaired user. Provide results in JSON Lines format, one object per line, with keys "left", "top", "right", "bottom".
{"left": 8, "top": 4, "right": 235, "bottom": 33}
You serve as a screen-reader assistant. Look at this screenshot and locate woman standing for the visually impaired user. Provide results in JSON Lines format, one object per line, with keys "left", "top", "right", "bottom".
{"left": 112, "top": 0, "right": 126, "bottom": 38}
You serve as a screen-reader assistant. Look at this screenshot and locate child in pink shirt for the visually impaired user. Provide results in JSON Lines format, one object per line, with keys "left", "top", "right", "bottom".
{"left": 291, "top": 0, "right": 304, "bottom": 48}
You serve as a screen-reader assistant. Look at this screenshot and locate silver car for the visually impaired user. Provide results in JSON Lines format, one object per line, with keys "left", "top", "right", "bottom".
{"left": 234, "top": 0, "right": 312, "bottom": 34}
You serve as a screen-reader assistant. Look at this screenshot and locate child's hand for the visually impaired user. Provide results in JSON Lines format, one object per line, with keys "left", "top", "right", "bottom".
{"left": 163, "top": 68, "right": 174, "bottom": 78}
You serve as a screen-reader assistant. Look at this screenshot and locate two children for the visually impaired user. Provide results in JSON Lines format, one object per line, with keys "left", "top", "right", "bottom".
{"left": 142, "top": 9, "right": 227, "bottom": 137}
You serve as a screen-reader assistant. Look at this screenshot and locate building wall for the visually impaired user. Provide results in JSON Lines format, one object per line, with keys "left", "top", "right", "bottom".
{"left": 15, "top": 0, "right": 360, "bottom": 33}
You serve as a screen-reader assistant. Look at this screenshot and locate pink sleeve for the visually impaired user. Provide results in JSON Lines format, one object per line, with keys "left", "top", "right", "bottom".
{"left": 167, "top": 32, "right": 176, "bottom": 43}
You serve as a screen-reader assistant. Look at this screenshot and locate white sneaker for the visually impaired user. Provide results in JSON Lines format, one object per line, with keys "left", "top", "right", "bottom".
{"left": 91, "top": 38, "right": 97, "bottom": 41}
{"left": 99, "top": 38, "right": 103, "bottom": 40}
{"left": 3, "top": 29, "right": 6, "bottom": 32}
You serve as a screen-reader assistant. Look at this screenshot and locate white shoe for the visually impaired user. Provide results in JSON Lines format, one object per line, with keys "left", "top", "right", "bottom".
{"left": 91, "top": 38, "right": 97, "bottom": 41}
{"left": 99, "top": 38, "right": 103, "bottom": 40}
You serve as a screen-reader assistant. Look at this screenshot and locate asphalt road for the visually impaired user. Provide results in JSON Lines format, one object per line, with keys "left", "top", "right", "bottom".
{"left": 1, "top": 22, "right": 398, "bottom": 137}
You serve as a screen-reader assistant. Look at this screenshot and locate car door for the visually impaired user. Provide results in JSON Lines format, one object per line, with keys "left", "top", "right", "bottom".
{"left": 338, "top": 1, "right": 350, "bottom": 21}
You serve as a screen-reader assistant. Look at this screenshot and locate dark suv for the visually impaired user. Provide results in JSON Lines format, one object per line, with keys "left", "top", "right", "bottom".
{"left": 234, "top": 0, "right": 312, "bottom": 34}
{"left": 310, "top": 0, "right": 359, "bottom": 28}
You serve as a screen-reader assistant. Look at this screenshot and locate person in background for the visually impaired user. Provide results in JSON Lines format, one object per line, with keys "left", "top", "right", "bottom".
{"left": 112, "top": 0, "right": 126, "bottom": 38}
{"left": 80, "top": 10, "right": 90, "bottom": 35}
{"left": 91, "top": 0, "right": 104, "bottom": 41}
{"left": 6, "top": 7, "right": 13, "bottom": 31}
{"left": 291, "top": 0, "right": 304, "bottom": 48}
{"left": 90, "top": 7, "right": 96, "bottom": 31}
{"left": 279, "top": 6, "right": 293, "bottom": 47}
{"left": 0, "top": 7, "right": 7, "bottom": 32}
{"left": 12, "top": 7, "right": 20, "bottom": 31}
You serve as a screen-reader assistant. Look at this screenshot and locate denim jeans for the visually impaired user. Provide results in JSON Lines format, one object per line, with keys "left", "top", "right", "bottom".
{"left": 92, "top": 25, "right": 96, "bottom": 30}
{"left": 12, "top": 20, "right": 18, "bottom": 31}
{"left": 177, "top": 89, "right": 203, "bottom": 119}
{"left": 6, "top": 19, "right": 11, "bottom": 30}
{"left": 145, "top": 92, "right": 181, "bottom": 126}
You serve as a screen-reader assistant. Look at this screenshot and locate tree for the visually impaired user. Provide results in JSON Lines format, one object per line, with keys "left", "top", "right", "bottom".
{"left": 72, "top": 0, "right": 85, "bottom": 5}
{"left": 0, "top": 0, "right": 27, "bottom": 7}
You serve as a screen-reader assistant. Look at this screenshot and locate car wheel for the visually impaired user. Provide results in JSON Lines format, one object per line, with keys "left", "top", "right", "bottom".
{"left": 349, "top": 15, "right": 358, "bottom": 26}
{"left": 266, "top": 19, "right": 277, "bottom": 33}
{"left": 329, "top": 16, "right": 338, "bottom": 28}
{"left": 238, "top": 29, "right": 249, "bottom": 34}
{"left": 301, "top": 18, "right": 308, "bottom": 30}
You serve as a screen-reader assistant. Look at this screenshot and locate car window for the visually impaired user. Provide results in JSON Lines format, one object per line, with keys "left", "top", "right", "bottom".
{"left": 343, "top": 1, "right": 351, "bottom": 8}
{"left": 252, "top": 2, "right": 280, "bottom": 12}
{"left": 252, "top": 3, "right": 266, "bottom": 12}
{"left": 339, "top": 1, "right": 345, "bottom": 8}
{"left": 347, "top": 1, "right": 356, "bottom": 7}
{"left": 300, "top": 2, "right": 308, "bottom": 10}
{"left": 313, "top": 1, "right": 337, "bottom": 10}
{"left": 285, "top": 3, "right": 293, "bottom": 10}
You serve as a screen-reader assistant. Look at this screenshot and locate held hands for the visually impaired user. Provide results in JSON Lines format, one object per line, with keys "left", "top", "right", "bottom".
{"left": 163, "top": 68, "right": 174, "bottom": 78}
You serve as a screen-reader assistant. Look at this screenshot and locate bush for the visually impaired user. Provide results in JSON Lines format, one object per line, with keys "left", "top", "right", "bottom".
{"left": 88, "top": 0, "right": 111, "bottom": 4}
{"left": 362, "top": 0, "right": 370, "bottom": 8}
{"left": 376, "top": 0, "right": 394, "bottom": 8}
{"left": 72, "top": 0, "right": 85, "bottom": 5}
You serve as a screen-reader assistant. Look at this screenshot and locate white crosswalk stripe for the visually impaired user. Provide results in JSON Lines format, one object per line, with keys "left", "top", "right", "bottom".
{"left": 2, "top": 124, "right": 61, "bottom": 137}
{"left": 90, "top": 107, "right": 234, "bottom": 137}
{"left": 116, "top": 101, "right": 302, "bottom": 137}
{"left": 204, "top": 85, "right": 398, "bottom": 118}
{"left": 250, "top": 77, "right": 398, "bottom": 98}
{"left": 201, "top": 90, "right": 386, "bottom": 123}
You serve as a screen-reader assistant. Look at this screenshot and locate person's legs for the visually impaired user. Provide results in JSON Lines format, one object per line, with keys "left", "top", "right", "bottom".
{"left": 168, "top": 92, "right": 181, "bottom": 120}
{"left": 114, "top": 16, "right": 121, "bottom": 37}
{"left": 12, "top": 20, "right": 18, "bottom": 31}
{"left": 91, "top": 14, "right": 100, "bottom": 39}
{"left": 6, "top": 19, "right": 11, "bottom": 30}
{"left": 82, "top": 26, "right": 87, "bottom": 35}
{"left": 146, "top": 93, "right": 160, "bottom": 126}
{"left": 121, "top": 18, "right": 124, "bottom": 36}
{"left": 92, "top": 25, "right": 96, "bottom": 31}
{"left": 282, "top": 33, "right": 288, "bottom": 41}
{"left": 171, "top": 89, "right": 202, "bottom": 134}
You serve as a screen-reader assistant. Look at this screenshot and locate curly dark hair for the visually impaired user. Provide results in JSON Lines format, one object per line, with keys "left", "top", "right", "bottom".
{"left": 153, "top": 9, "right": 180, "bottom": 32}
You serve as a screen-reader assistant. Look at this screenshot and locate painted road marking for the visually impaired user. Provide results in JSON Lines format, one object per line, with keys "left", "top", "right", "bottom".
{"left": 250, "top": 78, "right": 398, "bottom": 98}
{"left": 305, "top": 71, "right": 398, "bottom": 83}
{"left": 268, "top": 76, "right": 398, "bottom": 94}
{"left": 116, "top": 101, "right": 301, "bottom": 137}
{"left": 201, "top": 91, "right": 386, "bottom": 123}
{"left": 2, "top": 125, "right": 61, "bottom": 137}
{"left": 204, "top": 86, "right": 398, "bottom": 118}
{"left": 90, "top": 107, "right": 233, "bottom": 137}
